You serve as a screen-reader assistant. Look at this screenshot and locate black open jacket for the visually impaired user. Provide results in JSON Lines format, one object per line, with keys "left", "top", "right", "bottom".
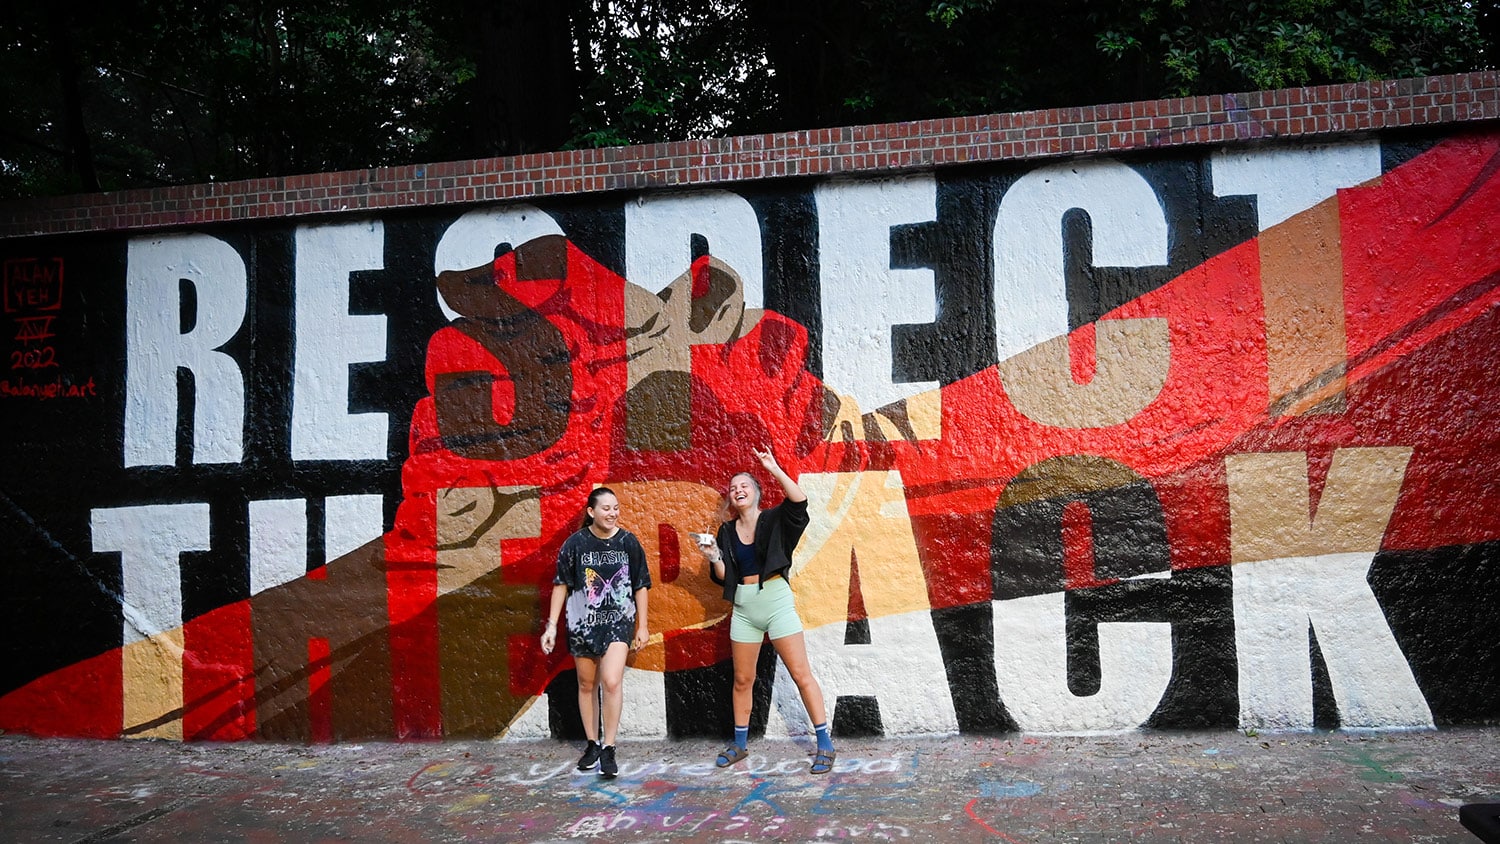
{"left": 708, "top": 498, "right": 810, "bottom": 602}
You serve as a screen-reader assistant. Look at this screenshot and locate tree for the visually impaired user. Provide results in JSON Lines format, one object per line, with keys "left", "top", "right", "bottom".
{"left": 1089, "top": 0, "right": 1490, "bottom": 96}
{"left": 0, "top": 0, "right": 468, "bottom": 197}
{"left": 0, "top": 0, "right": 1490, "bottom": 200}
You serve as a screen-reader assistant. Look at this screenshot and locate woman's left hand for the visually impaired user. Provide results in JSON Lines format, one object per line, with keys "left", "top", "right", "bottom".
{"left": 632, "top": 626, "right": 649, "bottom": 651}
{"left": 754, "top": 446, "right": 779, "bottom": 473}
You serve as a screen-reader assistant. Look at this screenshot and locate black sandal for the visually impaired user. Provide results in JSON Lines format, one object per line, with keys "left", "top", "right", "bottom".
{"left": 810, "top": 749, "right": 836, "bottom": 774}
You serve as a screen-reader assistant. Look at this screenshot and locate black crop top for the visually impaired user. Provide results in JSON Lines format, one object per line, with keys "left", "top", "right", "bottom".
{"left": 732, "top": 531, "right": 761, "bottom": 580}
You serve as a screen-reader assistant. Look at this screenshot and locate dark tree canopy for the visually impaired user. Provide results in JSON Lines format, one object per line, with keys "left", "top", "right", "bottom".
{"left": 1, "top": 0, "right": 1492, "bottom": 199}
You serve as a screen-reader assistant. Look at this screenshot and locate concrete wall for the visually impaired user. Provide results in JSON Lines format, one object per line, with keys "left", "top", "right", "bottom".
{"left": 1, "top": 74, "right": 1497, "bottom": 741}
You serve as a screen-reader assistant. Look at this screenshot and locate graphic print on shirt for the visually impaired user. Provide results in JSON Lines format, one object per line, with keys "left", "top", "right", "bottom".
{"left": 566, "top": 549, "right": 636, "bottom": 656}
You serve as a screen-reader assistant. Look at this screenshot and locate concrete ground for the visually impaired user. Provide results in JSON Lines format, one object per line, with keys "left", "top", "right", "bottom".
{"left": 0, "top": 728, "right": 1495, "bottom": 842}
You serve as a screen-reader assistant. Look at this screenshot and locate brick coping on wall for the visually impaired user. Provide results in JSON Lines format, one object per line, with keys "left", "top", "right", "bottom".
{"left": 2, "top": 71, "right": 1497, "bottom": 240}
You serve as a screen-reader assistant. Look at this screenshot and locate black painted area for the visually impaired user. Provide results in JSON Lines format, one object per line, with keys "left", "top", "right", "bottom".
{"left": 547, "top": 669, "right": 587, "bottom": 740}
{"left": 1371, "top": 542, "right": 1500, "bottom": 726}
{"left": 1379, "top": 127, "right": 1448, "bottom": 174}
{"left": 742, "top": 184, "right": 822, "bottom": 379}
{"left": 931, "top": 602, "right": 1017, "bottom": 734}
{"left": 892, "top": 176, "right": 997, "bottom": 384}
{"left": 844, "top": 618, "right": 871, "bottom": 645}
{"left": 993, "top": 469, "right": 1171, "bottom": 601}
{"left": 1310, "top": 627, "right": 1341, "bottom": 729}
{"left": 1064, "top": 568, "right": 1237, "bottom": 730}
{"left": 832, "top": 695, "right": 884, "bottom": 737}
{"left": 550, "top": 199, "right": 626, "bottom": 279}
{"left": 664, "top": 661, "right": 734, "bottom": 739}
{"left": 1, "top": 234, "right": 131, "bottom": 696}
{"left": 889, "top": 169, "right": 1013, "bottom": 383}
{"left": 1140, "top": 564, "right": 1238, "bottom": 730}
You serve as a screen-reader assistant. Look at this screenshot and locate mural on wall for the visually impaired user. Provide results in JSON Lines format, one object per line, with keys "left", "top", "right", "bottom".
{"left": 0, "top": 130, "right": 1497, "bottom": 742}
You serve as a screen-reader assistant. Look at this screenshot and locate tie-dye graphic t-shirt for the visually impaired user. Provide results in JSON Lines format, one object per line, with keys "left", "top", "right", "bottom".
{"left": 553, "top": 527, "right": 652, "bottom": 657}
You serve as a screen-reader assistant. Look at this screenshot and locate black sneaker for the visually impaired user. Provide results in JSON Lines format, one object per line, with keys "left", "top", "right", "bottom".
{"left": 599, "top": 744, "right": 617, "bottom": 778}
{"left": 577, "top": 739, "right": 601, "bottom": 771}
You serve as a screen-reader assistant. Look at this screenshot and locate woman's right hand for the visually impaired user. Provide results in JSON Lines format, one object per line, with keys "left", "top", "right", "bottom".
{"left": 540, "top": 624, "right": 557, "bottom": 655}
{"left": 691, "top": 532, "right": 720, "bottom": 562}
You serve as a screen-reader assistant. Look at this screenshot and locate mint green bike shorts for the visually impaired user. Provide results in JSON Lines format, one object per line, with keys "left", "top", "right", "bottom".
{"left": 730, "top": 576, "right": 804, "bottom": 643}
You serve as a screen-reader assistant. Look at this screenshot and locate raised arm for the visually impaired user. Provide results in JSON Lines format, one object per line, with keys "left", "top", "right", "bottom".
{"left": 755, "top": 447, "right": 805, "bottom": 503}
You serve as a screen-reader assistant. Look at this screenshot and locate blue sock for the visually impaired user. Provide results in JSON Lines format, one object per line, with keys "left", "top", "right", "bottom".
{"left": 813, "top": 721, "right": 834, "bottom": 752}
{"left": 733, "top": 724, "right": 749, "bottom": 750}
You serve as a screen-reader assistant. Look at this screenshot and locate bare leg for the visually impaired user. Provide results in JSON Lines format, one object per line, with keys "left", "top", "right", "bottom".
{"left": 574, "top": 656, "right": 601, "bottom": 742}
{"left": 771, "top": 631, "right": 827, "bottom": 725}
{"left": 730, "top": 638, "right": 764, "bottom": 727}
{"left": 597, "top": 641, "right": 630, "bottom": 745}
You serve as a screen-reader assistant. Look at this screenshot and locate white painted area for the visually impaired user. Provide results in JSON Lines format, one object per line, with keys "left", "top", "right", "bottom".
{"left": 500, "top": 692, "right": 552, "bottom": 740}
{"left": 992, "top": 591, "right": 1173, "bottom": 732}
{"left": 992, "top": 159, "right": 1169, "bottom": 363}
{"left": 1233, "top": 553, "right": 1435, "bottom": 730}
{"left": 766, "top": 609, "right": 960, "bottom": 738}
{"left": 503, "top": 668, "right": 668, "bottom": 741}
{"left": 618, "top": 665, "right": 669, "bottom": 739}
{"left": 291, "top": 222, "right": 388, "bottom": 461}
{"left": 1211, "top": 141, "right": 1381, "bottom": 229}
{"left": 123, "top": 234, "right": 247, "bottom": 466}
{"left": 432, "top": 204, "right": 565, "bottom": 320}
{"left": 249, "top": 495, "right": 383, "bottom": 595}
{"left": 91, "top": 503, "right": 211, "bottom": 644}
{"left": 817, "top": 176, "right": 939, "bottom": 411}
{"left": 625, "top": 190, "right": 764, "bottom": 305}
{"left": 248, "top": 498, "right": 308, "bottom": 596}
{"left": 324, "top": 494, "right": 384, "bottom": 560}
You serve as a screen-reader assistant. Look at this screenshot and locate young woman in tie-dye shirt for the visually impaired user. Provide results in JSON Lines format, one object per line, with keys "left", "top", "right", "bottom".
{"left": 541, "top": 487, "right": 651, "bottom": 778}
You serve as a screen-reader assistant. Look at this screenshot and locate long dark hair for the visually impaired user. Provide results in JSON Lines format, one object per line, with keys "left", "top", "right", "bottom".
{"left": 582, "top": 486, "right": 617, "bottom": 529}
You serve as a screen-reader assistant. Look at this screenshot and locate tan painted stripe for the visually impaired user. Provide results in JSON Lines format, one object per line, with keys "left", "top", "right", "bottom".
{"left": 1226, "top": 447, "right": 1412, "bottom": 564}
{"left": 1259, "top": 197, "right": 1349, "bottom": 416}
{"left": 122, "top": 630, "right": 184, "bottom": 740}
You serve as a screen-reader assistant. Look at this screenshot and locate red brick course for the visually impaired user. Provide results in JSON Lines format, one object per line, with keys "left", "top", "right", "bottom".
{"left": 2, "top": 71, "right": 1497, "bottom": 239}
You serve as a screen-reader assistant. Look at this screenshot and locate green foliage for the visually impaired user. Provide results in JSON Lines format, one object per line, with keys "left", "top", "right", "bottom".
{"left": 0, "top": 0, "right": 468, "bottom": 197}
{"left": 1091, "top": 0, "right": 1486, "bottom": 97}
{"left": 0, "top": 0, "right": 1489, "bottom": 199}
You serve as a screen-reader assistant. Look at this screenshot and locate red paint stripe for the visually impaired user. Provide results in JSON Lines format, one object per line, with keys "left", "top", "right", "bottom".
{"left": 1061, "top": 500, "right": 1096, "bottom": 591}
{"left": 0, "top": 647, "right": 123, "bottom": 738}
{"left": 659, "top": 523, "right": 681, "bottom": 584}
{"left": 1068, "top": 321, "right": 1097, "bottom": 385}
{"left": 307, "top": 637, "right": 333, "bottom": 744}
{"left": 965, "top": 797, "right": 1027, "bottom": 842}
{"left": 183, "top": 601, "right": 255, "bottom": 740}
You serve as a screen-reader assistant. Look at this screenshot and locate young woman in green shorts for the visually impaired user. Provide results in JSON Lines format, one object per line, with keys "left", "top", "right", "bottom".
{"left": 697, "top": 448, "right": 836, "bottom": 775}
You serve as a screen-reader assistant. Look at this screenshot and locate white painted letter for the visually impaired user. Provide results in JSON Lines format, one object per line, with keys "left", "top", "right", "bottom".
{"left": 249, "top": 498, "right": 308, "bottom": 596}
{"left": 992, "top": 159, "right": 1168, "bottom": 363}
{"left": 91, "top": 503, "right": 210, "bottom": 643}
{"left": 1227, "top": 447, "right": 1432, "bottom": 730}
{"left": 250, "top": 494, "right": 384, "bottom": 595}
{"left": 124, "top": 234, "right": 247, "bottom": 466}
{"left": 817, "top": 176, "right": 939, "bottom": 412}
{"left": 768, "top": 471, "right": 959, "bottom": 736}
{"left": 626, "top": 190, "right": 764, "bottom": 305}
{"left": 992, "top": 591, "right": 1173, "bottom": 732}
{"left": 432, "top": 204, "right": 564, "bottom": 320}
{"left": 1211, "top": 141, "right": 1380, "bottom": 230}
{"left": 291, "top": 222, "right": 388, "bottom": 461}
